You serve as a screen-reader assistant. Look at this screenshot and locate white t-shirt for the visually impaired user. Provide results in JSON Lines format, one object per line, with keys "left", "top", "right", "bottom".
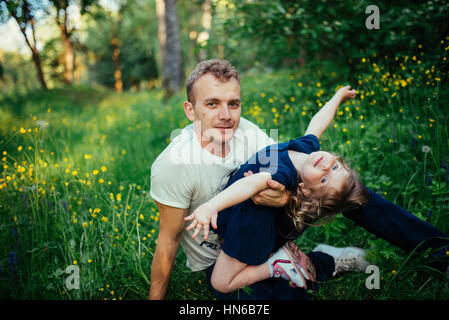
{"left": 150, "top": 117, "right": 276, "bottom": 271}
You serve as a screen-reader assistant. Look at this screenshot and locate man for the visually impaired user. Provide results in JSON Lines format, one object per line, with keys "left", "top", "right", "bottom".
{"left": 149, "top": 59, "right": 294, "bottom": 299}
{"left": 149, "top": 59, "right": 448, "bottom": 300}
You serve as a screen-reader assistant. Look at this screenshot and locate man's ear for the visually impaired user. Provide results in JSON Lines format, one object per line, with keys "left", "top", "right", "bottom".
{"left": 299, "top": 182, "right": 311, "bottom": 198}
{"left": 184, "top": 101, "right": 196, "bottom": 121}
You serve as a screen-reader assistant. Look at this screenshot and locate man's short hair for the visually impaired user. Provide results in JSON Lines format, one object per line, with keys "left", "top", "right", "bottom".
{"left": 186, "top": 59, "right": 240, "bottom": 105}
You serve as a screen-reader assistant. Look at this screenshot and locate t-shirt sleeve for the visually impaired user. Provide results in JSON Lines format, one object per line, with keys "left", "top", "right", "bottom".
{"left": 261, "top": 151, "right": 298, "bottom": 191}
{"left": 150, "top": 157, "right": 193, "bottom": 209}
{"left": 269, "top": 163, "right": 298, "bottom": 191}
{"left": 239, "top": 117, "right": 277, "bottom": 151}
{"left": 288, "top": 134, "right": 320, "bottom": 154}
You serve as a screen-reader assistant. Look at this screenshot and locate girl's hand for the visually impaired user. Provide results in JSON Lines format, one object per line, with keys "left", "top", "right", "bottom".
{"left": 336, "top": 85, "right": 357, "bottom": 102}
{"left": 184, "top": 202, "right": 218, "bottom": 240}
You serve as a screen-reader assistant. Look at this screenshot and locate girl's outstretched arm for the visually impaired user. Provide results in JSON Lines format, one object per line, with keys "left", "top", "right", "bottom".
{"left": 185, "top": 171, "right": 273, "bottom": 240}
{"left": 305, "top": 85, "right": 356, "bottom": 139}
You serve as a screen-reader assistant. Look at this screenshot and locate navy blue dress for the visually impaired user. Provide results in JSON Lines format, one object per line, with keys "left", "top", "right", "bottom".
{"left": 217, "top": 134, "right": 320, "bottom": 265}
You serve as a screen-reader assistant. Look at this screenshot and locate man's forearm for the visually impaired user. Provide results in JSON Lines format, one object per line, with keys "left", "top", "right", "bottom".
{"left": 149, "top": 241, "right": 180, "bottom": 299}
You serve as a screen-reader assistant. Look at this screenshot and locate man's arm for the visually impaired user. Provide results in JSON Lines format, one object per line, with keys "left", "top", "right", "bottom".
{"left": 244, "top": 170, "right": 289, "bottom": 207}
{"left": 149, "top": 201, "right": 188, "bottom": 300}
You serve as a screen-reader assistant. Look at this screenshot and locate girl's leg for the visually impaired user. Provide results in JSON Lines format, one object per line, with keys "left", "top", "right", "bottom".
{"left": 342, "top": 188, "right": 449, "bottom": 262}
{"left": 211, "top": 250, "right": 271, "bottom": 294}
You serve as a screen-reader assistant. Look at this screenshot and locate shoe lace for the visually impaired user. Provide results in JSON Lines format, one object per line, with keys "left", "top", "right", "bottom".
{"left": 335, "top": 256, "right": 358, "bottom": 274}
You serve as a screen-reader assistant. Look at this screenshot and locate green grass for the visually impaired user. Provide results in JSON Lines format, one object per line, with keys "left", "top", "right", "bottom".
{"left": 1, "top": 48, "right": 449, "bottom": 299}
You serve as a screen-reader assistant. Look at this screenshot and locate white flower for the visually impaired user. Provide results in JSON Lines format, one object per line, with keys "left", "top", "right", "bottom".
{"left": 35, "top": 120, "right": 49, "bottom": 129}
{"left": 422, "top": 145, "right": 431, "bottom": 153}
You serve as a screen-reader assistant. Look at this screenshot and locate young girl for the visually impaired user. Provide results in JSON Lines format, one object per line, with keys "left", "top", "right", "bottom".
{"left": 184, "top": 85, "right": 370, "bottom": 293}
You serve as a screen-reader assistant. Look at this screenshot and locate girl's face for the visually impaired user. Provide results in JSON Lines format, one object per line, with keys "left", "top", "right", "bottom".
{"left": 299, "top": 151, "right": 350, "bottom": 197}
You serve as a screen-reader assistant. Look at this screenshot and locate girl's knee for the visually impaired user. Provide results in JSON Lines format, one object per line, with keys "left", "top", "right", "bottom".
{"left": 211, "top": 273, "right": 232, "bottom": 294}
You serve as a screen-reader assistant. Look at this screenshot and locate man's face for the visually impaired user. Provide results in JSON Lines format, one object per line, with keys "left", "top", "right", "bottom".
{"left": 184, "top": 73, "right": 241, "bottom": 147}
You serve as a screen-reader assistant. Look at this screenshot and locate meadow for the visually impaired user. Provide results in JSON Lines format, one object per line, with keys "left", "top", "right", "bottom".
{"left": 1, "top": 41, "right": 449, "bottom": 300}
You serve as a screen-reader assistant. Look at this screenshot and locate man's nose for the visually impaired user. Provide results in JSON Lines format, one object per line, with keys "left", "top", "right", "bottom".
{"left": 218, "top": 105, "right": 231, "bottom": 120}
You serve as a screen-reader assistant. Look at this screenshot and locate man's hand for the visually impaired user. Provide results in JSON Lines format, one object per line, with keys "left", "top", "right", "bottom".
{"left": 244, "top": 170, "right": 289, "bottom": 207}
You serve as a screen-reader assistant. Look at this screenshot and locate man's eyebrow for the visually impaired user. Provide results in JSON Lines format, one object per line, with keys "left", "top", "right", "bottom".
{"left": 203, "top": 97, "right": 241, "bottom": 103}
{"left": 203, "top": 97, "right": 220, "bottom": 102}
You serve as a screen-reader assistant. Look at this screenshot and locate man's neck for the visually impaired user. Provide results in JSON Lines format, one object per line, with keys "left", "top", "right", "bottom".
{"left": 202, "top": 140, "right": 230, "bottom": 158}
{"left": 194, "top": 128, "right": 231, "bottom": 158}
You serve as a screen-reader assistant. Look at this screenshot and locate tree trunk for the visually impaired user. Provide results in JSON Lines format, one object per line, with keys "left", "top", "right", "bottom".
{"left": 60, "top": 24, "right": 74, "bottom": 85}
{"left": 111, "top": 36, "right": 123, "bottom": 93}
{"left": 198, "top": 0, "right": 211, "bottom": 61}
{"left": 163, "top": 0, "right": 183, "bottom": 94}
{"left": 30, "top": 47, "right": 48, "bottom": 90}
{"left": 155, "top": 0, "right": 166, "bottom": 71}
{"left": 55, "top": 3, "right": 74, "bottom": 85}
{"left": 10, "top": 10, "right": 48, "bottom": 90}
{"left": 109, "top": 6, "right": 124, "bottom": 93}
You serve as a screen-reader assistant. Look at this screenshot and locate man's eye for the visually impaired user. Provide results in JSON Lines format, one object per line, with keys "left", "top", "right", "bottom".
{"left": 207, "top": 102, "right": 216, "bottom": 107}
{"left": 230, "top": 103, "right": 240, "bottom": 108}
{"left": 321, "top": 177, "right": 327, "bottom": 183}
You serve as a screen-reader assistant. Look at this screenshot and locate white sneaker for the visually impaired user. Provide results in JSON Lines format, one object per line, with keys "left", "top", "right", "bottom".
{"left": 268, "top": 244, "right": 307, "bottom": 288}
{"left": 312, "top": 244, "right": 370, "bottom": 276}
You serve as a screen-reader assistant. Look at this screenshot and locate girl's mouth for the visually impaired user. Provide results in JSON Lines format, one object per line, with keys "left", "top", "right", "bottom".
{"left": 314, "top": 156, "right": 323, "bottom": 167}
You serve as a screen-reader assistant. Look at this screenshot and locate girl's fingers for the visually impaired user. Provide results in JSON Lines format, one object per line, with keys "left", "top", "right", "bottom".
{"left": 244, "top": 170, "right": 254, "bottom": 177}
{"left": 184, "top": 213, "right": 194, "bottom": 221}
{"left": 186, "top": 220, "right": 197, "bottom": 231}
{"left": 192, "top": 224, "right": 202, "bottom": 239}
{"left": 211, "top": 215, "right": 218, "bottom": 229}
{"left": 203, "top": 224, "right": 209, "bottom": 241}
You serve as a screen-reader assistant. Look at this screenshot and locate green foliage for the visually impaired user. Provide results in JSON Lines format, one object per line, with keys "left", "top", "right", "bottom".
{"left": 0, "top": 50, "right": 41, "bottom": 95}
{"left": 208, "top": 0, "right": 449, "bottom": 73}
{"left": 84, "top": 1, "right": 159, "bottom": 90}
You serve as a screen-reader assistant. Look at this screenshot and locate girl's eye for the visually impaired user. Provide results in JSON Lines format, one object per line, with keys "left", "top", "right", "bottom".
{"left": 321, "top": 177, "right": 327, "bottom": 183}
{"left": 332, "top": 164, "right": 338, "bottom": 170}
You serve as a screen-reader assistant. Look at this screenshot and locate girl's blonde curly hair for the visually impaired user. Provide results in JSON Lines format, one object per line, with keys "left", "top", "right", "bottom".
{"left": 285, "top": 156, "right": 369, "bottom": 230}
